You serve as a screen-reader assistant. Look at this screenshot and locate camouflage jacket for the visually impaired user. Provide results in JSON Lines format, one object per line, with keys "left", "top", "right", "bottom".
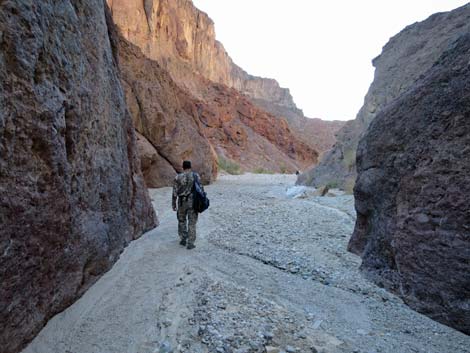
{"left": 172, "top": 171, "right": 203, "bottom": 209}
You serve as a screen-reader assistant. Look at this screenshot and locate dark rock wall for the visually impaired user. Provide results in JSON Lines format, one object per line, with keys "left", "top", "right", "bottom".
{"left": 349, "top": 33, "right": 470, "bottom": 334}
{"left": 0, "top": 1, "right": 157, "bottom": 352}
{"left": 299, "top": 4, "right": 470, "bottom": 190}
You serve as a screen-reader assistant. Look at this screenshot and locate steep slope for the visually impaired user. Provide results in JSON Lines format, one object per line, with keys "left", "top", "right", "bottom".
{"left": 349, "top": 33, "right": 470, "bottom": 334}
{"left": 299, "top": 4, "right": 470, "bottom": 189}
{"left": 253, "top": 98, "right": 346, "bottom": 156}
{"left": 117, "top": 37, "right": 317, "bottom": 186}
{"left": 0, "top": 1, "right": 157, "bottom": 352}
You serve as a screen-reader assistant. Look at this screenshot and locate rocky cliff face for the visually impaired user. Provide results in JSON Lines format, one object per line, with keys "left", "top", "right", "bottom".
{"left": 108, "top": 0, "right": 338, "bottom": 181}
{"left": 107, "top": 0, "right": 297, "bottom": 109}
{"left": 118, "top": 36, "right": 317, "bottom": 186}
{"left": 0, "top": 1, "right": 157, "bottom": 352}
{"left": 299, "top": 4, "right": 470, "bottom": 189}
{"left": 349, "top": 33, "right": 470, "bottom": 334}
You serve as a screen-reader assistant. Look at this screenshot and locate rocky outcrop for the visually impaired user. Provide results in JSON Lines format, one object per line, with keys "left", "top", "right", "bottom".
{"left": 118, "top": 36, "right": 317, "bottom": 185}
{"left": 299, "top": 4, "right": 470, "bottom": 189}
{"left": 349, "top": 33, "right": 470, "bottom": 334}
{"left": 0, "top": 1, "right": 157, "bottom": 352}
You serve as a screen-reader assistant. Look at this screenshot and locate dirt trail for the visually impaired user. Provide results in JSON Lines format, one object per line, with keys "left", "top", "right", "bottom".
{"left": 23, "top": 174, "right": 470, "bottom": 353}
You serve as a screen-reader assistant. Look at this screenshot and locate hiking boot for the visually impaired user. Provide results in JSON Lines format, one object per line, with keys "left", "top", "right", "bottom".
{"left": 186, "top": 244, "right": 196, "bottom": 250}
{"left": 179, "top": 239, "right": 187, "bottom": 246}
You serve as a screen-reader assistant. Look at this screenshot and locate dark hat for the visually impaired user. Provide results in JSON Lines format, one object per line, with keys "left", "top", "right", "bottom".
{"left": 182, "top": 160, "right": 192, "bottom": 169}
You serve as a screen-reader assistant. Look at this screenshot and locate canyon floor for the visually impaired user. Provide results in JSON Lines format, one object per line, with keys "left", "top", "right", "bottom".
{"left": 23, "top": 175, "right": 470, "bottom": 353}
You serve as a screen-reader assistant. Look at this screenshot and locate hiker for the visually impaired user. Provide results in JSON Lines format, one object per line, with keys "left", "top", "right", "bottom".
{"left": 172, "top": 160, "right": 204, "bottom": 250}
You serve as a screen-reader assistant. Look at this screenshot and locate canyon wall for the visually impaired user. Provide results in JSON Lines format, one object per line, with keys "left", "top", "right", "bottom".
{"left": 107, "top": 0, "right": 297, "bottom": 108}
{"left": 118, "top": 36, "right": 317, "bottom": 186}
{"left": 0, "top": 1, "right": 157, "bottom": 352}
{"left": 349, "top": 33, "right": 470, "bottom": 334}
{"left": 108, "top": 0, "right": 339, "bottom": 181}
{"left": 299, "top": 4, "right": 470, "bottom": 190}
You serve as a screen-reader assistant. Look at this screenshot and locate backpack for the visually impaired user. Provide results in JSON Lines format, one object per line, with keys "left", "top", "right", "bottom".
{"left": 192, "top": 173, "right": 210, "bottom": 213}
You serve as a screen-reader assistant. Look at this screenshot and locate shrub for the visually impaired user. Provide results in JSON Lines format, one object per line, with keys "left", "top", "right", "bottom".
{"left": 344, "top": 178, "right": 356, "bottom": 195}
{"left": 279, "top": 165, "right": 289, "bottom": 174}
{"left": 218, "top": 157, "right": 242, "bottom": 175}
{"left": 325, "top": 180, "right": 339, "bottom": 189}
{"left": 253, "top": 167, "right": 274, "bottom": 174}
{"left": 342, "top": 149, "right": 356, "bottom": 171}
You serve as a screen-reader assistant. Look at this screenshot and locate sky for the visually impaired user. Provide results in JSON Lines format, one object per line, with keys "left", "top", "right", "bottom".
{"left": 192, "top": 0, "right": 469, "bottom": 121}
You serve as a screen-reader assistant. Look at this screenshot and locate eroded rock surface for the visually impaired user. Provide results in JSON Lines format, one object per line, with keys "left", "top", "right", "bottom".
{"left": 349, "top": 33, "right": 470, "bottom": 334}
{"left": 300, "top": 4, "right": 470, "bottom": 189}
{"left": 0, "top": 1, "right": 157, "bottom": 352}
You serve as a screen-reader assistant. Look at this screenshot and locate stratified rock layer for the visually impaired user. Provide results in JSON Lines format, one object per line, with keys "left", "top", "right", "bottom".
{"left": 349, "top": 33, "right": 470, "bottom": 334}
{"left": 0, "top": 1, "right": 157, "bottom": 352}
{"left": 300, "top": 4, "right": 470, "bottom": 189}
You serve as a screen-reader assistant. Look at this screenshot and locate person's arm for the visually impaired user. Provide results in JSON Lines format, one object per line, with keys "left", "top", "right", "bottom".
{"left": 172, "top": 177, "right": 178, "bottom": 211}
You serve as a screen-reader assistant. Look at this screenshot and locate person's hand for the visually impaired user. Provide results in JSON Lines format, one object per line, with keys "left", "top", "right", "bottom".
{"left": 172, "top": 205, "right": 177, "bottom": 212}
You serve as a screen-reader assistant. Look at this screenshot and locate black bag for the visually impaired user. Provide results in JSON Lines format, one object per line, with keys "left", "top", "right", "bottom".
{"left": 192, "top": 173, "right": 210, "bottom": 213}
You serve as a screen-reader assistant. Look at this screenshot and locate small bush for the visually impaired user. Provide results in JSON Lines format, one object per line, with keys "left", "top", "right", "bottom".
{"left": 325, "top": 180, "right": 339, "bottom": 189}
{"left": 253, "top": 167, "right": 275, "bottom": 174}
{"left": 344, "top": 178, "right": 356, "bottom": 195}
{"left": 342, "top": 149, "right": 356, "bottom": 171}
{"left": 218, "top": 157, "right": 242, "bottom": 175}
{"left": 279, "top": 165, "right": 289, "bottom": 174}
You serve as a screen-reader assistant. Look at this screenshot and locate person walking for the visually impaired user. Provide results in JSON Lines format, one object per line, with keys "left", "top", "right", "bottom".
{"left": 172, "top": 161, "right": 203, "bottom": 249}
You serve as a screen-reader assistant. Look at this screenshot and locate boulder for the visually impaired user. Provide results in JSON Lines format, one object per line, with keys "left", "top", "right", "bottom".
{"left": 136, "top": 132, "right": 176, "bottom": 188}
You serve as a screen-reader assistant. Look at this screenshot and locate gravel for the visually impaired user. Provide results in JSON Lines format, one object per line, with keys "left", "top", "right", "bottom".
{"left": 23, "top": 174, "right": 470, "bottom": 353}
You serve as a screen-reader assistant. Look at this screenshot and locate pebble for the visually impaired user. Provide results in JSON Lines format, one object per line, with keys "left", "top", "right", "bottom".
{"left": 158, "top": 341, "right": 173, "bottom": 353}
{"left": 265, "top": 346, "right": 280, "bottom": 353}
{"left": 312, "top": 320, "right": 323, "bottom": 329}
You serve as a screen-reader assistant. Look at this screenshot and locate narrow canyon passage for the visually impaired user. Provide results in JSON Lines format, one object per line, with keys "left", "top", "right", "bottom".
{"left": 23, "top": 175, "right": 470, "bottom": 353}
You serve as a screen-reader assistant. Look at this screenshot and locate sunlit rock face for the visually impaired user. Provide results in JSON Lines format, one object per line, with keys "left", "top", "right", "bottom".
{"left": 349, "top": 33, "right": 470, "bottom": 335}
{"left": 0, "top": 1, "right": 157, "bottom": 352}
{"left": 107, "top": 0, "right": 297, "bottom": 108}
{"left": 299, "top": 4, "right": 470, "bottom": 190}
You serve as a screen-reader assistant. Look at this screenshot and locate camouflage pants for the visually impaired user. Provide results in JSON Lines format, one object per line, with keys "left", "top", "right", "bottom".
{"left": 177, "top": 197, "right": 198, "bottom": 245}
